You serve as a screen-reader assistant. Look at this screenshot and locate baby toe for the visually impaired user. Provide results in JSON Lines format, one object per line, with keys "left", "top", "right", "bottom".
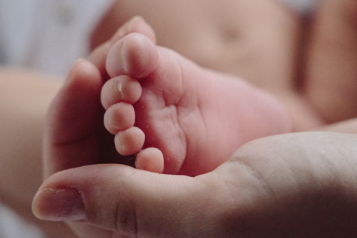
{"left": 106, "top": 33, "right": 159, "bottom": 78}
{"left": 101, "top": 75, "right": 142, "bottom": 109}
{"left": 136, "top": 148, "right": 164, "bottom": 173}
{"left": 104, "top": 102, "right": 135, "bottom": 134}
{"left": 115, "top": 127, "right": 145, "bottom": 156}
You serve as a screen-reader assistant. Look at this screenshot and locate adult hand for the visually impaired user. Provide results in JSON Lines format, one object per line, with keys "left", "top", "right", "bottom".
{"left": 32, "top": 0, "right": 357, "bottom": 237}
{"left": 33, "top": 132, "right": 357, "bottom": 238}
{"left": 32, "top": 58, "right": 357, "bottom": 238}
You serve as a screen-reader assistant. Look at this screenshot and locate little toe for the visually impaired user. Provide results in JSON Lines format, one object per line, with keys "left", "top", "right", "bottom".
{"left": 136, "top": 148, "right": 164, "bottom": 174}
{"left": 115, "top": 127, "right": 145, "bottom": 156}
{"left": 104, "top": 103, "right": 135, "bottom": 134}
{"left": 106, "top": 33, "right": 159, "bottom": 78}
{"left": 101, "top": 75, "right": 142, "bottom": 109}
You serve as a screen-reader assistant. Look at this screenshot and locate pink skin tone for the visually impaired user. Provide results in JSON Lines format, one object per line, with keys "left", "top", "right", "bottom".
{"left": 101, "top": 18, "right": 291, "bottom": 176}
{"left": 30, "top": 2, "right": 357, "bottom": 237}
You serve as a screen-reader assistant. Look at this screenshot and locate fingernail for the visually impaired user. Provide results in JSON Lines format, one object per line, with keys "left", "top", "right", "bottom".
{"left": 130, "top": 16, "right": 145, "bottom": 24}
{"left": 65, "top": 59, "right": 86, "bottom": 85}
{"left": 33, "top": 188, "right": 86, "bottom": 221}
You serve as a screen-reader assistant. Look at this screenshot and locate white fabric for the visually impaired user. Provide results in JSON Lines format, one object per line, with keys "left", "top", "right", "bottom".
{"left": 0, "top": 0, "right": 114, "bottom": 77}
{"left": 0, "top": 204, "right": 45, "bottom": 238}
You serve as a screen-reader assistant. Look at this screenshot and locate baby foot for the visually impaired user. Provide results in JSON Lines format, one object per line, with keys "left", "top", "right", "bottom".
{"left": 101, "top": 18, "right": 290, "bottom": 176}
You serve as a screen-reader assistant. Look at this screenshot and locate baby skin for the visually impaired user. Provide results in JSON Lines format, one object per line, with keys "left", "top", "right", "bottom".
{"left": 101, "top": 18, "right": 291, "bottom": 176}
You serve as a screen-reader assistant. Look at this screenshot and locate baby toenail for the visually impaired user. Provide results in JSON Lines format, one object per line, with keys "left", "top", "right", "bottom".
{"left": 115, "top": 135, "right": 126, "bottom": 153}
{"left": 116, "top": 81, "right": 124, "bottom": 98}
{"left": 108, "top": 117, "right": 114, "bottom": 127}
{"left": 120, "top": 47, "right": 128, "bottom": 73}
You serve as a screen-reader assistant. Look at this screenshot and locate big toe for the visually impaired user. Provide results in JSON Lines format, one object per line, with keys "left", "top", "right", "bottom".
{"left": 106, "top": 33, "right": 159, "bottom": 78}
{"left": 88, "top": 17, "right": 156, "bottom": 76}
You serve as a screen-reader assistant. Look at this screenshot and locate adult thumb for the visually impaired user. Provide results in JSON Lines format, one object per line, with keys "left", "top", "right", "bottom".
{"left": 32, "top": 164, "right": 222, "bottom": 238}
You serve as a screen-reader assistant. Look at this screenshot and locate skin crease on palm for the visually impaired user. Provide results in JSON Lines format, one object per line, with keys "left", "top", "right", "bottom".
{"left": 28, "top": 0, "right": 357, "bottom": 237}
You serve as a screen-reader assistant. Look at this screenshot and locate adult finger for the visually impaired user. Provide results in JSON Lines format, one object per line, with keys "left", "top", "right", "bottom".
{"left": 35, "top": 132, "right": 357, "bottom": 237}
{"left": 43, "top": 59, "right": 103, "bottom": 178}
{"left": 33, "top": 164, "right": 228, "bottom": 238}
